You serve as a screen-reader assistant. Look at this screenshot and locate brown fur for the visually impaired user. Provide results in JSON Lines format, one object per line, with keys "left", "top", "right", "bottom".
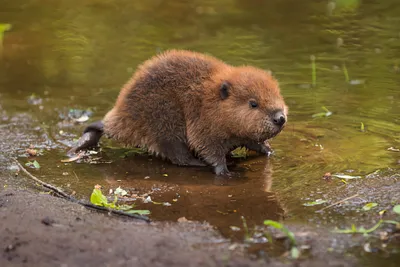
{"left": 76, "top": 50, "right": 288, "bottom": 175}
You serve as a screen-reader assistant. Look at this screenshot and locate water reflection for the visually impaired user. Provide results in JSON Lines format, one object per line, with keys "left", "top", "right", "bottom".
{"left": 72, "top": 152, "right": 284, "bottom": 238}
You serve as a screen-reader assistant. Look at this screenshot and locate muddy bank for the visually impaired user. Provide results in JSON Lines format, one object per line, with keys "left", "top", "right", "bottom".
{"left": 1, "top": 185, "right": 360, "bottom": 267}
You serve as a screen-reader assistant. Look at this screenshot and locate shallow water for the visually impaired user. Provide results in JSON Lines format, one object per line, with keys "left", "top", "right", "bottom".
{"left": 1, "top": 0, "right": 399, "bottom": 264}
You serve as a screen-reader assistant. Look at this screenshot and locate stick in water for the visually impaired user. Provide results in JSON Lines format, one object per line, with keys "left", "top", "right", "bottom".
{"left": 15, "top": 160, "right": 150, "bottom": 223}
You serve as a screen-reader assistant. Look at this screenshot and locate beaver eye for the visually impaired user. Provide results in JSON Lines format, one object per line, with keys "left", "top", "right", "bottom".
{"left": 249, "top": 100, "right": 258, "bottom": 108}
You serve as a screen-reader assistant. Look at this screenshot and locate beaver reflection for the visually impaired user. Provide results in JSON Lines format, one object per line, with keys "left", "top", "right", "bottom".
{"left": 98, "top": 154, "right": 285, "bottom": 239}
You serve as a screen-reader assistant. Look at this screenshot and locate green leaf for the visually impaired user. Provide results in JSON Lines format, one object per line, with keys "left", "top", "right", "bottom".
{"left": 362, "top": 203, "right": 378, "bottom": 211}
{"left": 331, "top": 174, "right": 362, "bottom": 179}
{"left": 312, "top": 107, "right": 332, "bottom": 118}
{"left": 290, "top": 247, "right": 300, "bottom": 259}
{"left": 0, "top": 23, "right": 12, "bottom": 33}
{"left": 303, "top": 199, "right": 327, "bottom": 206}
{"left": 33, "top": 160, "right": 40, "bottom": 169}
{"left": 25, "top": 160, "right": 41, "bottom": 169}
{"left": 393, "top": 205, "right": 400, "bottom": 215}
{"left": 90, "top": 188, "right": 109, "bottom": 207}
{"left": 118, "top": 204, "right": 135, "bottom": 211}
{"left": 124, "top": 209, "right": 151, "bottom": 215}
{"left": 264, "top": 220, "right": 283, "bottom": 230}
{"left": 264, "top": 220, "right": 296, "bottom": 245}
{"left": 114, "top": 186, "right": 128, "bottom": 196}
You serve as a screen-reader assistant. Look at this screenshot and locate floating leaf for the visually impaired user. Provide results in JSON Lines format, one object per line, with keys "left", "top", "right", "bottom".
{"left": 331, "top": 174, "right": 362, "bottom": 179}
{"left": 114, "top": 186, "right": 128, "bottom": 197}
{"left": 25, "top": 160, "right": 41, "bottom": 169}
{"left": 393, "top": 205, "right": 400, "bottom": 215}
{"left": 303, "top": 199, "right": 327, "bottom": 206}
{"left": 312, "top": 106, "right": 332, "bottom": 118}
{"left": 362, "top": 203, "right": 378, "bottom": 211}
{"left": 334, "top": 220, "right": 398, "bottom": 234}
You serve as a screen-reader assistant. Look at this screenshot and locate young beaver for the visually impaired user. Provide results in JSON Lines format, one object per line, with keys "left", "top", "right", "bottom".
{"left": 69, "top": 50, "right": 288, "bottom": 175}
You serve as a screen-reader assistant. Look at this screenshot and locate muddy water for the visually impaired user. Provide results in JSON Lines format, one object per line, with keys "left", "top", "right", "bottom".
{"left": 1, "top": 0, "right": 399, "bottom": 263}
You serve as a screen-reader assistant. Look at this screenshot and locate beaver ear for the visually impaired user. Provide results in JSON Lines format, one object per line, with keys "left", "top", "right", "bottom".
{"left": 220, "top": 81, "right": 230, "bottom": 100}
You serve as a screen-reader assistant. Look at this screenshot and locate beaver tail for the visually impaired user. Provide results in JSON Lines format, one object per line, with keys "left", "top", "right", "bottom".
{"left": 67, "top": 121, "right": 104, "bottom": 155}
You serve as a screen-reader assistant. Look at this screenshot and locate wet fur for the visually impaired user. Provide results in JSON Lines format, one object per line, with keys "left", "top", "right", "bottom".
{"left": 70, "top": 50, "right": 288, "bottom": 175}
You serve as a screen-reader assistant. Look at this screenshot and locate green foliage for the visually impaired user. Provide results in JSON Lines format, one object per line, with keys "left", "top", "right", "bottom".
{"left": 393, "top": 205, "right": 400, "bottom": 215}
{"left": 312, "top": 106, "right": 332, "bottom": 118}
{"left": 362, "top": 202, "right": 378, "bottom": 211}
{"left": 310, "top": 55, "right": 316, "bottom": 87}
{"left": 231, "top": 147, "right": 248, "bottom": 158}
{"left": 334, "top": 220, "right": 398, "bottom": 234}
{"left": 25, "top": 160, "right": 41, "bottom": 169}
{"left": 90, "top": 186, "right": 150, "bottom": 215}
{"left": 303, "top": 199, "right": 327, "bottom": 206}
{"left": 264, "top": 220, "right": 299, "bottom": 259}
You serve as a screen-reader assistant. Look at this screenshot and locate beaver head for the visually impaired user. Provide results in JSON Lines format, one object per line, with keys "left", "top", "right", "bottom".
{"left": 213, "top": 66, "right": 288, "bottom": 142}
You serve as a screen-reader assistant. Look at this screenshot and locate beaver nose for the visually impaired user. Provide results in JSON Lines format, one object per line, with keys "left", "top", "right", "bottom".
{"left": 272, "top": 111, "right": 286, "bottom": 126}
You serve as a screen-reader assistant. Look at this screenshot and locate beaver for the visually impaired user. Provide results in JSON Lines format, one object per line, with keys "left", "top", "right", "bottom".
{"left": 69, "top": 50, "right": 288, "bottom": 175}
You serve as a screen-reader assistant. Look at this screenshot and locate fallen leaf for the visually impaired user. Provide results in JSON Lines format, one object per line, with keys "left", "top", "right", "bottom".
{"left": 362, "top": 203, "right": 378, "bottom": 211}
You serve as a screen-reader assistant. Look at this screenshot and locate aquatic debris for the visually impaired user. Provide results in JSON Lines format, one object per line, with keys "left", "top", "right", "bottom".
{"left": 15, "top": 160, "right": 150, "bottom": 221}
{"left": 26, "top": 148, "right": 37, "bottom": 156}
{"left": 177, "top": 217, "right": 191, "bottom": 223}
{"left": 25, "top": 160, "right": 40, "bottom": 169}
{"left": 303, "top": 199, "right": 327, "bottom": 206}
{"left": 90, "top": 185, "right": 150, "bottom": 215}
{"left": 59, "top": 108, "right": 93, "bottom": 123}
{"left": 312, "top": 106, "right": 332, "bottom": 118}
{"left": 322, "top": 172, "right": 332, "bottom": 181}
{"left": 349, "top": 79, "right": 365, "bottom": 85}
{"left": 25, "top": 144, "right": 44, "bottom": 157}
{"left": 264, "top": 220, "right": 299, "bottom": 259}
{"left": 393, "top": 205, "right": 400, "bottom": 215}
{"left": 387, "top": 147, "right": 400, "bottom": 152}
{"left": 61, "top": 151, "right": 85, "bottom": 163}
{"left": 362, "top": 203, "right": 378, "bottom": 211}
{"left": 68, "top": 108, "right": 92, "bottom": 122}
{"left": 316, "top": 194, "right": 359, "bottom": 212}
{"left": 331, "top": 173, "right": 362, "bottom": 179}
{"left": 360, "top": 122, "right": 365, "bottom": 132}
{"left": 230, "top": 226, "right": 241, "bottom": 231}
{"left": 27, "top": 94, "right": 43, "bottom": 105}
{"left": 231, "top": 146, "right": 248, "bottom": 158}
{"left": 114, "top": 186, "right": 128, "bottom": 197}
{"left": 333, "top": 220, "right": 398, "bottom": 235}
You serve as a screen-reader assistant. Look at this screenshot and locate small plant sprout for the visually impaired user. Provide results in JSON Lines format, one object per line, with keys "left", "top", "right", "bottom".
{"left": 264, "top": 220, "right": 299, "bottom": 259}
{"left": 342, "top": 63, "right": 350, "bottom": 83}
{"left": 311, "top": 55, "right": 316, "bottom": 87}
{"left": 360, "top": 122, "right": 365, "bottom": 132}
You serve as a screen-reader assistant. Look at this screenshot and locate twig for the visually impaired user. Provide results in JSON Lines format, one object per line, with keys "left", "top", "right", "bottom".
{"left": 316, "top": 193, "right": 359, "bottom": 213}
{"left": 15, "top": 160, "right": 150, "bottom": 223}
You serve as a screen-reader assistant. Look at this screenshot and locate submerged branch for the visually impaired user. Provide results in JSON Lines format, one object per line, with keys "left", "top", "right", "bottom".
{"left": 15, "top": 160, "right": 151, "bottom": 223}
